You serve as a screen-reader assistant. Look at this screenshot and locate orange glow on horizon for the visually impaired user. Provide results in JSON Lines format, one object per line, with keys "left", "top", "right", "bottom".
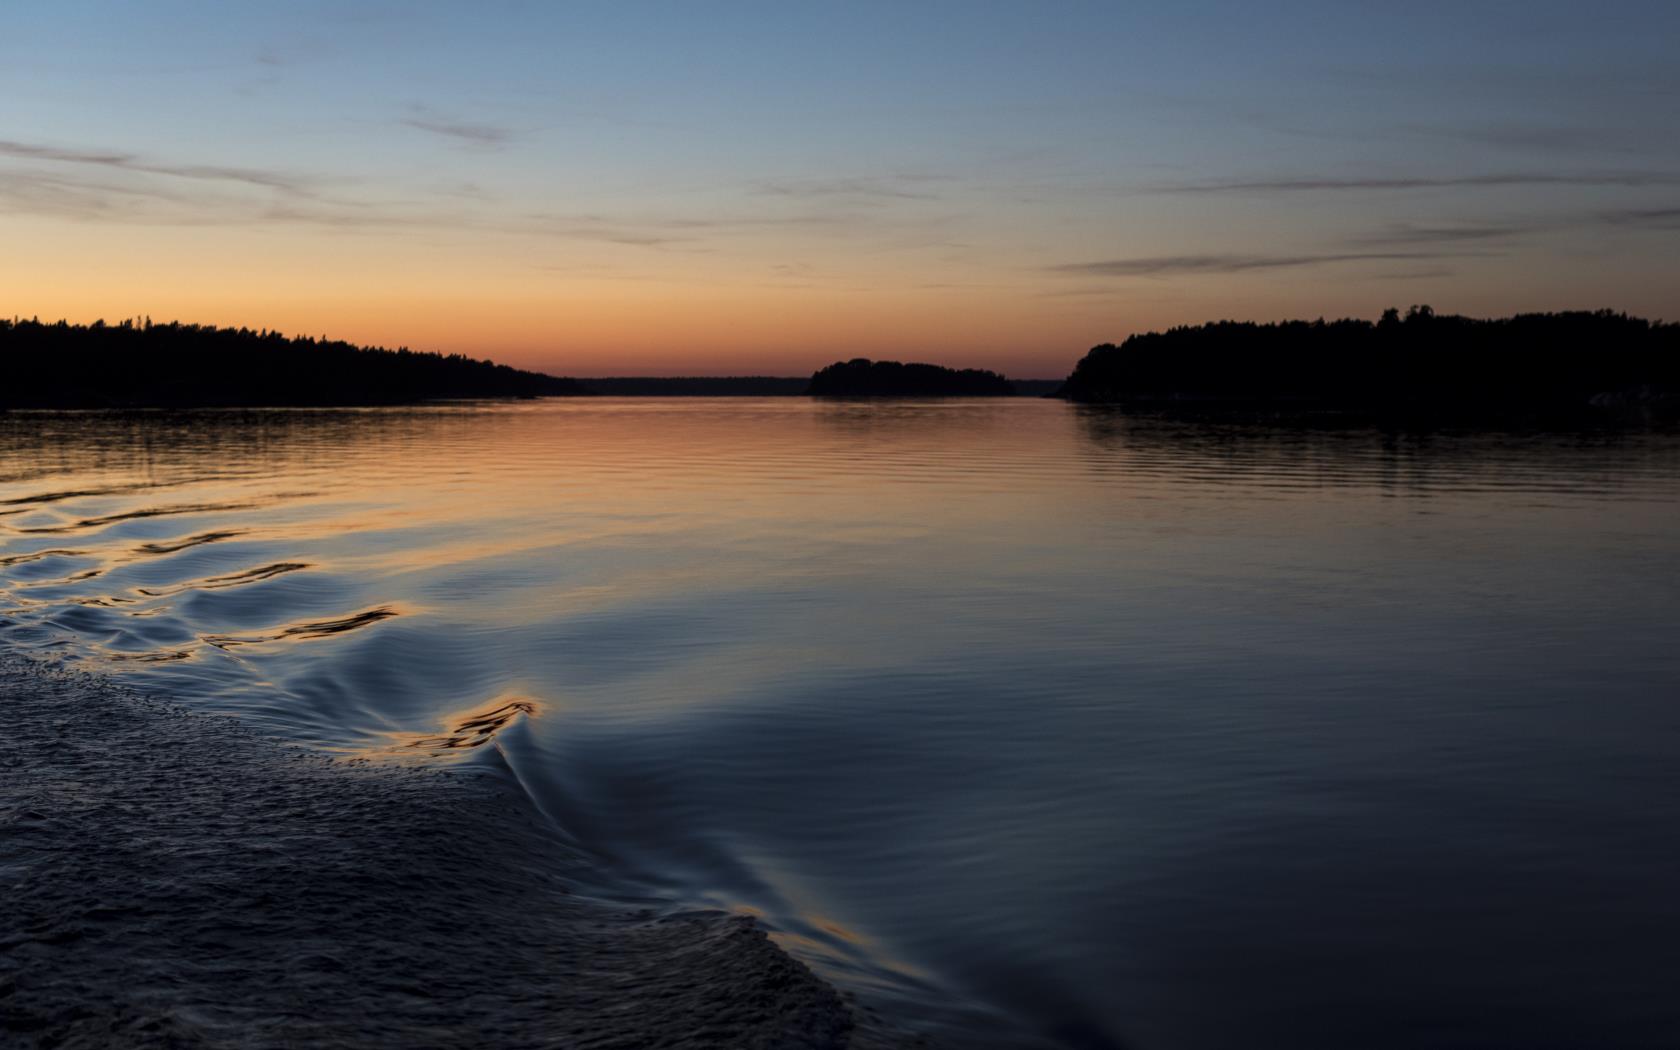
{"left": 6, "top": 210, "right": 1668, "bottom": 380}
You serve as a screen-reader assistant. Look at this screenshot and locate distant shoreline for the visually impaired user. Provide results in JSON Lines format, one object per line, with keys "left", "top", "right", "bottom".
{"left": 0, "top": 320, "right": 1060, "bottom": 406}
{"left": 573, "top": 376, "right": 1063, "bottom": 397}
{"left": 12, "top": 307, "right": 1675, "bottom": 416}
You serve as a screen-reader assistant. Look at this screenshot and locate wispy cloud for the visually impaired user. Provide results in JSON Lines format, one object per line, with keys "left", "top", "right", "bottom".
{"left": 0, "top": 137, "right": 956, "bottom": 262}
{"left": 0, "top": 160, "right": 873, "bottom": 251}
{"left": 1402, "top": 121, "right": 1645, "bottom": 156}
{"left": 1149, "top": 172, "right": 1680, "bottom": 194}
{"left": 520, "top": 215, "right": 691, "bottom": 247}
{"left": 518, "top": 210, "right": 858, "bottom": 249}
{"left": 0, "top": 139, "right": 322, "bottom": 195}
{"left": 1049, "top": 251, "right": 1461, "bottom": 277}
{"left": 1373, "top": 267, "right": 1459, "bottom": 281}
{"left": 401, "top": 113, "right": 515, "bottom": 146}
{"left": 0, "top": 167, "right": 309, "bottom": 228}
{"left": 1599, "top": 205, "right": 1680, "bottom": 228}
{"left": 1350, "top": 207, "right": 1680, "bottom": 244}
{"left": 752, "top": 175, "right": 954, "bottom": 201}
{"left": 1344, "top": 222, "right": 1543, "bottom": 247}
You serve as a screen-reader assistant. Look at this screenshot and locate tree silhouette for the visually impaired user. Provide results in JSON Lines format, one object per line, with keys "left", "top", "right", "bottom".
{"left": 806, "top": 358, "right": 1016, "bottom": 396}
{"left": 1057, "top": 308, "right": 1679, "bottom": 417}
{"left": 0, "top": 318, "right": 585, "bottom": 408}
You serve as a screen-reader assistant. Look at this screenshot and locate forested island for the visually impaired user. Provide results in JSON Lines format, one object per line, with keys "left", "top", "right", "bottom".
{"left": 1057, "top": 307, "right": 1680, "bottom": 418}
{"left": 807, "top": 358, "right": 1016, "bottom": 397}
{"left": 0, "top": 318, "right": 583, "bottom": 408}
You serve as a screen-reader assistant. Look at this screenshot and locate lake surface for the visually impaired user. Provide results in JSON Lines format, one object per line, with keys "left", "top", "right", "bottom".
{"left": 3, "top": 399, "right": 1679, "bottom": 1049}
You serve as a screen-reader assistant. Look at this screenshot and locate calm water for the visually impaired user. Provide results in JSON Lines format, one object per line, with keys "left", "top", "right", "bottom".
{"left": 3, "top": 399, "right": 1679, "bottom": 1049}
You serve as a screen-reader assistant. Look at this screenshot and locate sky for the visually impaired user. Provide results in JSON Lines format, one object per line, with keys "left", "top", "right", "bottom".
{"left": 3, "top": 1, "right": 1678, "bottom": 377}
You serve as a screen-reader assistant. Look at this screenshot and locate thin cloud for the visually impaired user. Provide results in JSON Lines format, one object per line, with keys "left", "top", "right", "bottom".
{"left": 0, "top": 171, "right": 130, "bottom": 221}
{"left": 1599, "top": 205, "right": 1680, "bottom": 228}
{"left": 1050, "top": 252, "right": 1460, "bottom": 277}
{"left": 401, "top": 116, "right": 515, "bottom": 146}
{"left": 752, "top": 175, "right": 953, "bottom": 201}
{"left": 1403, "top": 122, "right": 1644, "bottom": 156}
{"left": 0, "top": 137, "right": 949, "bottom": 255}
{"left": 601, "top": 213, "right": 851, "bottom": 231}
{"left": 0, "top": 166, "right": 858, "bottom": 249}
{"left": 520, "top": 218, "right": 689, "bottom": 247}
{"left": 1351, "top": 208, "right": 1680, "bottom": 245}
{"left": 1372, "top": 267, "right": 1459, "bottom": 281}
{"left": 0, "top": 169, "right": 279, "bottom": 226}
{"left": 0, "top": 139, "right": 322, "bottom": 195}
{"left": 1345, "top": 222, "right": 1543, "bottom": 247}
{"left": 1150, "top": 172, "right": 1680, "bottom": 194}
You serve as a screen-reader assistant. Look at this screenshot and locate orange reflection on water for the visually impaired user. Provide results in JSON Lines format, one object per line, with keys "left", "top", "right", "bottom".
{"left": 203, "top": 604, "right": 406, "bottom": 651}
{"left": 372, "top": 694, "right": 543, "bottom": 758}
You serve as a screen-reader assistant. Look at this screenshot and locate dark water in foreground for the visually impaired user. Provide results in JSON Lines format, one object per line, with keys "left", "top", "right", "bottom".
{"left": 3, "top": 399, "right": 1679, "bottom": 1049}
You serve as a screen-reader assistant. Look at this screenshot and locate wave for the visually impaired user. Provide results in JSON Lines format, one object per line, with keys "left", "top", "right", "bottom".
{"left": 107, "top": 648, "right": 194, "bottom": 663}
{"left": 16, "top": 501, "right": 262, "bottom": 535}
{"left": 0, "top": 483, "right": 156, "bottom": 507}
{"left": 203, "top": 606, "right": 401, "bottom": 650}
{"left": 384, "top": 697, "right": 540, "bottom": 755}
{"left": 0, "top": 655, "right": 892, "bottom": 1048}
{"left": 133, "top": 530, "right": 248, "bottom": 556}
{"left": 136, "top": 561, "right": 310, "bottom": 597}
{"left": 0, "top": 548, "right": 84, "bottom": 568}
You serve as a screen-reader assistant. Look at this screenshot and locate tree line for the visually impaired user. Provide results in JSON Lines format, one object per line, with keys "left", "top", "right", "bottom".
{"left": 1057, "top": 308, "right": 1680, "bottom": 417}
{"left": 806, "top": 358, "right": 1016, "bottom": 396}
{"left": 0, "top": 317, "right": 583, "bottom": 408}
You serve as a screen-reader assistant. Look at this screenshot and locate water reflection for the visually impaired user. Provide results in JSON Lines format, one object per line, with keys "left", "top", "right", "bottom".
{"left": 377, "top": 696, "right": 542, "bottom": 756}
{"left": 2, "top": 401, "right": 1678, "bottom": 1049}
{"left": 1073, "top": 405, "right": 1680, "bottom": 498}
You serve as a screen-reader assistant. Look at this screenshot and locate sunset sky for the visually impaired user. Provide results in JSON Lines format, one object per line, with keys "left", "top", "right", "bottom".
{"left": 4, "top": 1, "right": 1678, "bottom": 377}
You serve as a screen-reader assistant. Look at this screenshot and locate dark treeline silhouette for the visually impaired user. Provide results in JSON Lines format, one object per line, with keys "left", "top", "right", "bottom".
{"left": 0, "top": 318, "right": 584, "bottom": 408}
{"left": 576, "top": 376, "right": 809, "bottom": 396}
{"left": 807, "top": 358, "right": 1016, "bottom": 397}
{"left": 1057, "top": 307, "right": 1680, "bottom": 418}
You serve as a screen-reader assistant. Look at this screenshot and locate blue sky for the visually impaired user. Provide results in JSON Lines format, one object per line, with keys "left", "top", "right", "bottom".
{"left": 4, "top": 1, "right": 1677, "bottom": 374}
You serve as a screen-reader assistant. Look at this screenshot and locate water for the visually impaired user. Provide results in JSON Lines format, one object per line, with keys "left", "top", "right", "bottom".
{"left": 3, "top": 399, "right": 1679, "bottom": 1049}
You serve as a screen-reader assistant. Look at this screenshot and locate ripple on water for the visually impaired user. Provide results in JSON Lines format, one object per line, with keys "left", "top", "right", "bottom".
{"left": 17, "top": 501, "right": 265, "bottom": 535}
{"left": 108, "top": 648, "right": 194, "bottom": 663}
{"left": 133, "top": 530, "right": 248, "bottom": 556}
{"left": 203, "top": 605, "right": 403, "bottom": 650}
{"left": 0, "top": 482, "right": 157, "bottom": 506}
{"left": 375, "top": 696, "right": 541, "bottom": 756}
{"left": 0, "top": 548, "right": 86, "bottom": 568}
{"left": 136, "top": 561, "right": 311, "bottom": 597}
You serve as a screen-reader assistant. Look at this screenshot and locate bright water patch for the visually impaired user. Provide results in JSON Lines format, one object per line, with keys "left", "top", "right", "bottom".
{"left": 3, "top": 401, "right": 1680, "bottom": 1048}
